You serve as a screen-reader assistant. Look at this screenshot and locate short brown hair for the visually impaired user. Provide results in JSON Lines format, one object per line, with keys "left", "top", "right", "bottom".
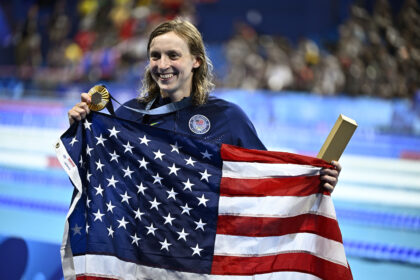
{"left": 139, "top": 18, "right": 214, "bottom": 106}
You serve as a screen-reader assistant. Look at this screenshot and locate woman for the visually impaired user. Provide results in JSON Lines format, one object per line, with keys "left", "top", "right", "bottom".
{"left": 68, "top": 18, "right": 340, "bottom": 191}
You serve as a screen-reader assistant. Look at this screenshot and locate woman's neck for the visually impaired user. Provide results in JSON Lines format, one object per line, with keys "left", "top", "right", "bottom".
{"left": 160, "top": 90, "right": 191, "bottom": 102}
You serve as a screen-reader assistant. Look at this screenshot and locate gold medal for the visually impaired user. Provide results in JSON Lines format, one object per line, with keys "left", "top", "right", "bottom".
{"left": 87, "top": 85, "right": 110, "bottom": 111}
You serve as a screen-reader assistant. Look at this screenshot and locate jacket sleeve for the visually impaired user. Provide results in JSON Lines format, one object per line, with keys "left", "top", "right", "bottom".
{"left": 225, "top": 103, "right": 267, "bottom": 151}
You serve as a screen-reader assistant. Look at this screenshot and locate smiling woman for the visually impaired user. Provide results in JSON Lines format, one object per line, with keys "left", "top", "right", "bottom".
{"left": 67, "top": 17, "right": 341, "bottom": 190}
{"left": 141, "top": 19, "right": 214, "bottom": 106}
{"left": 148, "top": 31, "right": 201, "bottom": 102}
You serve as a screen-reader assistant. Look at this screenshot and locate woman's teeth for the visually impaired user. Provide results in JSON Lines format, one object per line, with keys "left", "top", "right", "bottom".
{"left": 160, "top": 74, "right": 174, "bottom": 79}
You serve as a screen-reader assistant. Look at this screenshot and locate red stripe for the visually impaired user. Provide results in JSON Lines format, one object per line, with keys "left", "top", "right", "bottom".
{"left": 211, "top": 253, "right": 353, "bottom": 280}
{"left": 216, "top": 214, "right": 343, "bottom": 243}
{"left": 221, "top": 144, "right": 332, "bottom": 167}
{"left": 220, "top": 176, "right": 330, "bottom": 197}
{"left": 77, "top": 276, "right": 117, "bottom": 280}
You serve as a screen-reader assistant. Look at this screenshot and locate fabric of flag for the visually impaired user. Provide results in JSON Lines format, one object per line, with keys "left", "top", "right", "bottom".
{"left": 56, "top": 112, "right": 353, "bottom": 280}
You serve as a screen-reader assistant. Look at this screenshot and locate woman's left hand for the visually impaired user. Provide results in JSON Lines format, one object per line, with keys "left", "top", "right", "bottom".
{"left": 320, "top": 161, "right": 341, "bottom": 193}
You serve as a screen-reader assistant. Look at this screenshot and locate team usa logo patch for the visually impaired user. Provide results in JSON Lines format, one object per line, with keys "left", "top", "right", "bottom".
{"left": 189, "top": 114, "right": 211, "bottom": 134}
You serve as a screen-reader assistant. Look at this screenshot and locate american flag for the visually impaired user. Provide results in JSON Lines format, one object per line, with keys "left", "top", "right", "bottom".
{"left": 56, "top": 112, "right": 352, "bottom": 280}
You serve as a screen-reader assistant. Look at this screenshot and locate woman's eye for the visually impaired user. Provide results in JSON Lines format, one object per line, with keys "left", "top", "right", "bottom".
{"left": 169, "top": 53, "right": 179, "bottom": 59}
{"left": 150, "top": 52, "right": 160, "bottom": 60}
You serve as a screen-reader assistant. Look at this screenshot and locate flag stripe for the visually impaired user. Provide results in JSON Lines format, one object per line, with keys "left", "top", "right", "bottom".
{"left": 77, "top": 276, "right": 117, "bottom": 280}
{"left": 213, "top": 232, "right": 347, "bottom": 266}
{"left": 221, "top": 144, "right": 332, "bottom": 168}
{"left": 220, "top": 176, "right": 326, "bottom": 197}
{"left": 216, "top": 214, "right": 343, "bottom": 242}
{"left": 74, "top": 255, "right": 322, "bottom": 280}
{"left": 218, "top": 193, "right": 336, "bottom": 219}
{"left": 211, "top": 253, "right": 351, "bottom": 280}
{"left": 222, "top": 161, "right": 321, "bottom": 178}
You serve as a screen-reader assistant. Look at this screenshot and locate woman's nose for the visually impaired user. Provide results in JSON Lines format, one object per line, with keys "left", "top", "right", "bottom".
{"left": 158, "top": 56, "right": 170, "bottom": 69}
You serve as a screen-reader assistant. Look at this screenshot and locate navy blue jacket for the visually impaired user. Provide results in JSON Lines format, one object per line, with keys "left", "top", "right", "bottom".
{"left": 115, "top": 95, "right": 266, "bottom": 150}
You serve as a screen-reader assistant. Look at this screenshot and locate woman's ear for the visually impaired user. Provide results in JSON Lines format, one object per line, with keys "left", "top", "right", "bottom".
{"left": 193, "top": 57, "right": 201, "bottom": 69}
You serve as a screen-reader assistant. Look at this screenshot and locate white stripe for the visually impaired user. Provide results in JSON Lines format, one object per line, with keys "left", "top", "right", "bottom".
{"left": 73, "top": 255, "right": 321, "bottom": 280}
{"left": 214, "top": 232, "right": 348, "bottom": 267}
{"left": 222, "top": 161, "right": 321, "bottom": 178}
{"left": 219, "top": 193, "right": 336, "bottom": 219}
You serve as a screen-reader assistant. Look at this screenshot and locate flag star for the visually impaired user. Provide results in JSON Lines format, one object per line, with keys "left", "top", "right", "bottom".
{"left": 107, "top": 225, "right": 114, "bottom": 237}
{"left": 94, "top": 184, "right": 104, "bottom": 196}
{"left": 93, "top": 209, "right": 105, "bottom": 222}
{"left": 86, "top": 171, "right": 92, "bottom": 182}
{"left": 106, "top": 176, "right": 119, "bottom": 188}
{"left": 95, "top": 159, "right": 104, "bottom": 171}
{"left": 83, "top": 119, "right": 92, "bottom": 130}
{"left": 70, "top": 137, "right": 78, "bottom": 146}
{"left": 122, "top": 166, "right": 134, "bottom": 178}
{"left": 86, "top": 197, "right": 91, "bottom": 208}
{"left": 79, "top": 156, "right": 84, "bottom": 167}
{"left": 146, "top": 223, "right": 157, "bottom": 236}
{"left": 86, "top": 145, "right": 93, "bottom": 156}
{"left": 194, "top": 219, "right": 206, "bottom": 231}
{"left": 201, "top": 149, "right": 213, "bottom": 160}
{"left": 159, "top": 239, "right": 172, "bottom": 251}
{"left": 170, "top": 142, "right": 182, "bottom": 153}
{"left": 182, "top": 179, "right": 194, "bottom": 191}
{"left": 180, "top": 203, "right": 192, "bottom": 215}
{"left": 117, "top": 216, "right": 129, "bottom": 229}
{"left": 95, "top": 134, "right": 107, "bottom": 146}
{"left": 123, "top": 141, "right": 134, "bottom": 154}
{"left": 166, "top": 188, "right": 178, "bottom": 200}
{"left": 177, "top": 228, "right": 189, "bottom": 241}
{"left": 197, "top": 194, "right": 209, "bottom": 207}
{"left": 120, "top": 191, "right": 132, "bottom": 204}
{"left": 133, "top": 208, "right": 145, "bottom": 220}
{"left": 106, "top": 201, "right": 116, "bottom": 213}
{"left": 136, "top": 182, "right": 147, "bottom": 195}
{"left": 149, "top": 198, "right": 161, "bottom": 210}
{"left": 152, "top": 173, "right": 163, "bottom": 185}
{"left": 168, "top": 163, "right": 180, "bottom": 176}
{"left": 153, "top": 150, "right": 165, "bottom": 161}
{"left": 139, "top": 135, "right": 151, "bottom": 146}
{"left": 191, "top": 244, "right": 203, "bottom": 256}
{"left": 86, "top": 223, "right": 90, "bottom": 234}
{"left": 131, "top": 233, "right": 141, "bottom": 246}
{"left": 163, "top": 213, "right": 175, "bottom": 225}
{"left": 71, "top": 224, "right": 82, "bottom": 236}
{"left": 138, "top": 157, "right": 149, "bottom": 169}
{"left": 200, "top": 169, "right": 212, "bottom": 182}
{"left": 108, "top": 126, "right": 120, "bottom": 138}
{"left": 185, "top": 157, "right": 196, "bottom": 166}
{"left": 109, "top": 150, "right": 120, "bottom": 162}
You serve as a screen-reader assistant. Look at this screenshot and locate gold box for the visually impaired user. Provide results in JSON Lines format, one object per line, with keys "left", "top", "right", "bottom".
{"left": 317, "top": 114, "right": 358, "bottom": 162}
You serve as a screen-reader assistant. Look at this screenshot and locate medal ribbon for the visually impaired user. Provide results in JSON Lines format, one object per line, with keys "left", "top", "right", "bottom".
{"left": 88, "top": 85, "right": 192, "bottom": 116}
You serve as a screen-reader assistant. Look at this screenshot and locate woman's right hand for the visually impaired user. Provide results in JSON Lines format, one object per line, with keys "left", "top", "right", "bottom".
{"left": 68, "top": 93, "right": 91, "bottom": 125}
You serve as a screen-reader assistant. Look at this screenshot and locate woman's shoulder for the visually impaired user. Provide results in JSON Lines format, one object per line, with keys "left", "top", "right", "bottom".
{"left": 205, "top": 96, "right": 243, "bottom": 111}
{"left": 204, "top": 96, "right": 249, "bottom": 118}
{"left": 115, "top": 98, "right": 145, "bottom": 120}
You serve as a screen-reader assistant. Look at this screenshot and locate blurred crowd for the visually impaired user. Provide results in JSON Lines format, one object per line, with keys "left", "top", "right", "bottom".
{"left": 2, "top": 0, "right": 420, "bottom": 99}
{"left": 224, "top": 0, "right": 420, "bottom": 99}
{"left": 7, "top": 0, "right": 196, "bottom": 91}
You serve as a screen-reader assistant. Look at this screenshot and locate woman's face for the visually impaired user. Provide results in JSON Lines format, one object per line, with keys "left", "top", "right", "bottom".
{"left": 149, "top": 31, "right": 201, "bottom": 100}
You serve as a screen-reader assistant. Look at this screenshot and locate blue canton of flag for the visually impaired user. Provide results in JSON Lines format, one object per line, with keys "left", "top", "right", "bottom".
{"left": 57, "top": 112, "right": 222, "bottom": 277}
